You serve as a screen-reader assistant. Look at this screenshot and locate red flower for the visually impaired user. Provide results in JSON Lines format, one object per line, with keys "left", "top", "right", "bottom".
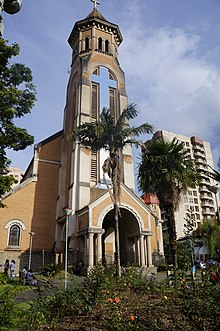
{"left": 114, "top": 297, "right": 120, "bottom": 303}
{"left": 108, "top": 298, "right": 113, "bottom": 303}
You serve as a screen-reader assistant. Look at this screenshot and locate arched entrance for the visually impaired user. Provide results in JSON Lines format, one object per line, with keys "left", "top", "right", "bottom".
{"left": 102, "top": 207, "right": 140, "bottom": 266}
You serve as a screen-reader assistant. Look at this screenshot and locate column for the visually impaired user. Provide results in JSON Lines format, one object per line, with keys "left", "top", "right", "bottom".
{"left": 82, "top": 39, "right": 85, "bottom": 51}
{"left": 84, "top": 235, "right": 88, "bottom": 266}
{"left": 92, "top": 26, "right": 96, "bottom": 49}
{"left": 133, "top": 237, "right": 137, "bottom": 265}
{"left": 144, "top": 236, "right": 148, "bottom": 266}
{"left": 140, "top": 234, "right": 145, "bottom": 266}
{"left": 146, "top": 235, "right": 152, "bottom": 266}
{"left": 97, "top": 233, "right": 102, "bottom": 263}
{"left": 88, "top": 232, "right": 94, "bottom": 268}
{"left": 79, "top": 31, "right": 83, "bottom": 53}
{"left": 136, "top": 236, "right": 140, "bottom": 266}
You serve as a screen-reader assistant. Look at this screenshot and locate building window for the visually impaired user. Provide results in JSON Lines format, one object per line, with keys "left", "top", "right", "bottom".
{"left": 105, "top": 40, "right": 109, "bottom": 52}
{"left": 98, "top": 37, "right": 102, "bottom": 50}
{"left": 109, "top": 88, "right": 116, "bottom": 118}
{"left": 8, "top": 225, "right": 20, "bottom": 246}
{"left": 85, "top": 37, "right": 90, "bottom": 50}
{"left": 5, "top": 219, "right": 26, "bottom": 248}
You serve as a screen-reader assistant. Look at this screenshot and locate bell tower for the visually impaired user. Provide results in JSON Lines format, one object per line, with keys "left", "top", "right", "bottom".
{"left": 55, "top": 2, "right": 137, "bottom": 259}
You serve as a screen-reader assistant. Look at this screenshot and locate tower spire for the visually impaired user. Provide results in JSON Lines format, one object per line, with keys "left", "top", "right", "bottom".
{"left": 91, "top": 0, "right": 100, "bottom": 10}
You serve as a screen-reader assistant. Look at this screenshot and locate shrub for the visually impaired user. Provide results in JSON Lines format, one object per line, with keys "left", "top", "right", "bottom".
{"left": 40, "top": 263, "right": 62, "bottom": 277}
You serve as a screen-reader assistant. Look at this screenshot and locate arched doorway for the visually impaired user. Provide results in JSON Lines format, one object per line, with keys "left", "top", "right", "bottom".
{"left": 102, "top": 207, "right": 140, "bottom": 266}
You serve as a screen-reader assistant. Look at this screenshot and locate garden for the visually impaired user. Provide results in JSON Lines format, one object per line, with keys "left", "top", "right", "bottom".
{"left": 0, "top": 263, "right": 220, "bottom": 331}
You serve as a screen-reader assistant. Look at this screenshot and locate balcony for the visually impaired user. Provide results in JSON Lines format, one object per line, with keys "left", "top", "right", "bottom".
{"left": 199, "top": 186, "right": 209, "bottom": 193}
{"left": 201, "top": 200, "right": 214, "bottom": 208}
{"left": 193, "top": 150, "right": 206, "bottom": 159}
{"left": 202, "top": 209, "right": 216, "bottom": 217}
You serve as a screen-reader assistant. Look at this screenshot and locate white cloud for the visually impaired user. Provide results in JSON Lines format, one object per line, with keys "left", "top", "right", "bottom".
{"left": 120, "top": 16, "right": 220, "bottom": 165}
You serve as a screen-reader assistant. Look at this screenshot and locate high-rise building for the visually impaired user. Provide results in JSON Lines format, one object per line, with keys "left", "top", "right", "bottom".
{"left": 153, "top": 130, "right": 218, "bottom": 239}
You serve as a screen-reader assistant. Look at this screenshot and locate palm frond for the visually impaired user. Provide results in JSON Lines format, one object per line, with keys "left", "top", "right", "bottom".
{"left": 118, "top": 103, "right": 138, "bottom": 122}
{"left": 206, "top": 165, "right": 220, "bottom": 182}
{"left": 129, "top": 123, "right": 154, "bottom": 136}
{"left": 124, "top": 138, "right": 145, "bottom": 149}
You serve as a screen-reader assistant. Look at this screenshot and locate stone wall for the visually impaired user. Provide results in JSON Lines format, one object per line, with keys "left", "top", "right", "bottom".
{"left": 0, "top": 250, "right": 55, "bottom": 274}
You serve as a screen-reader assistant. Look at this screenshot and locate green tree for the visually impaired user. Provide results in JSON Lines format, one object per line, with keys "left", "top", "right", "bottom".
{"left": 199, "top": 219, "right": 220, "bottom": 258}
{"left": 138, "top": 137, "right": 200, "bottom": 268}
{"left": 72, "top": 103, "right": 154, "bottom": 276}
{"left": 0, "top": 39, "right": 36, "bottom": 207}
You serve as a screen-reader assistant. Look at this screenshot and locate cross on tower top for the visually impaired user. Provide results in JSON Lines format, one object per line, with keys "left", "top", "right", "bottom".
{"left": 91, "top": 0, "right": 100, "bottom": 10}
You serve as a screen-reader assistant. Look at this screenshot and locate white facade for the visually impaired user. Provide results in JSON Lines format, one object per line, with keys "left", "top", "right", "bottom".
{"left": 153, "top": 130, "right": 218, "bottom": 239}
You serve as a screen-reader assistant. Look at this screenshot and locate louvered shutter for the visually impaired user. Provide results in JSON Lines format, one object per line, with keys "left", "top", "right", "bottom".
{"left": 91, "top": 84, "right": 98, "bottom": 183}
{"left": 109, "top": 88, "right": 116, "bottom": 119}
{"left": 92, "top": 84, "right": 98, "bottom": 121}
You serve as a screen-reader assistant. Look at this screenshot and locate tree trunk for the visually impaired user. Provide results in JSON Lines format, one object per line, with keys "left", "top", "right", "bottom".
{"left": 166, "top": 204, "right": 178, "bottom": 269}
{"left": 111, "top": 151, "right": 121, "bottom": 277}
{"left": 114, "top": 204, "right": 121, "bottom": 277}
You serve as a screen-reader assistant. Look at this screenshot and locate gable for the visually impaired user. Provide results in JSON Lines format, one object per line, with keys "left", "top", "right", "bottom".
{"left": 88, "top": 184, "right": 156, "bottom": 230}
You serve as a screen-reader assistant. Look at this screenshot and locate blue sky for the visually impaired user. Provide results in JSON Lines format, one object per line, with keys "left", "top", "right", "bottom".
{"left": 3, "top": 0, "right": 220, "bottom": 179}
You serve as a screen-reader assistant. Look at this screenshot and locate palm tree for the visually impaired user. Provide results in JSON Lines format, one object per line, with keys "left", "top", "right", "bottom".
{"left": 72, "top": 103, "right": 154, "bottom": 276}
{"left": 138, "top": 137, "right": 200, "bottom": 269}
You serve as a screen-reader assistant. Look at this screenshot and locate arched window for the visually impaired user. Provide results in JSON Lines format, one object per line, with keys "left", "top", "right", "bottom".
{"left": 98, "top": 37, "right": 102, "bottom": 51}
{"left": 105, "top": 40, "right": 109, "bottom": 53}
{"left": 85, "top": 37, "right": 90, "bottom": 50}
{"left": 8, "top": 225, "right": 21, "bottom": 246}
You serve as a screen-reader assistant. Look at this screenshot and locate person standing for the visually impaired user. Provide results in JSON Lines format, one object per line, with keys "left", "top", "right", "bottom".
{"left": 3, "top": 259, "right": 9, "bottom": 277}
{"left": 9, "top": 260, "right": 16, "bottom": 280}
{"left": 21, "top": 266, "right": 28, "bottom": 285}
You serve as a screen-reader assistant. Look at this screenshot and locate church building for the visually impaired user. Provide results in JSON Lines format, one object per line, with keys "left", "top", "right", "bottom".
{"left": 0, "top": 2, "right": 164, "bottom": 275}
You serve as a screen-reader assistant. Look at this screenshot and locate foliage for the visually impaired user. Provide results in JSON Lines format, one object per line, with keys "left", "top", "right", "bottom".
{"left": 40, "top": 263, "right": 62, "bottom": 277}
{"left": 0, "top": 284, "right": 27, "bottom": 330}
{"left": 72, "top": 104, "right": 153, "bottom": 153}
{"left": 0, "top": 38, "right": 36, "bottom": 207}
{"left": 0, "top": 272, "right": 9, "bottom": 284}
{"left": 199, "top": 219, "right": 220, "bottom": 257}
{"left": 2, "top": 266, "right": 220, "bottom": 330}
{"left": 138, "top": 137, "right": 200, "bottom": 268}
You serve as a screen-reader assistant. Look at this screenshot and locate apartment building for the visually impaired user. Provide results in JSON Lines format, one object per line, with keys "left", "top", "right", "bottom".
{"left": 153, "top": 130, "right": 218, "bottom": 239}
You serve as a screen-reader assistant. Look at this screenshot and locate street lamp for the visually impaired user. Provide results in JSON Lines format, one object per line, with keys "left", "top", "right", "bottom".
{"left": 0, "top": 0, "right": 23, "bottom": 36}
{"left": 63, "top": 208, "right": 72, "bottom": 290}
{"left": 28, "top": 231, "right": 35, "bottom": 270}
{"left": 208, "top": 184, "right": 220, "bottom": 225}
